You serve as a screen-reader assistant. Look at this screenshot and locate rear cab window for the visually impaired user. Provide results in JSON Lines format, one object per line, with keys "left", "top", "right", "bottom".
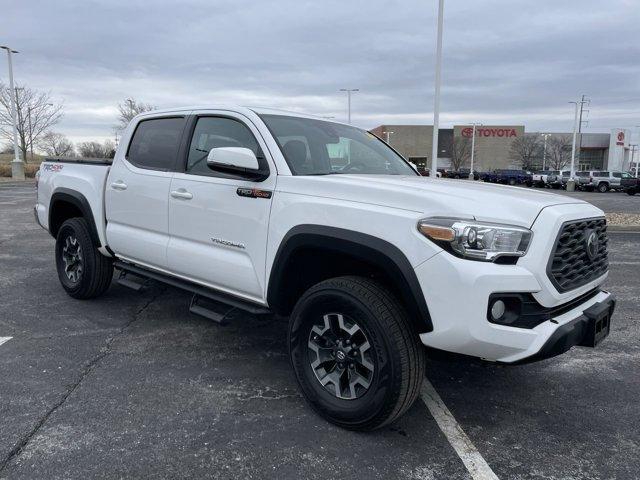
{"left": 127, "top": 117, "right": 186, "bottom": 171}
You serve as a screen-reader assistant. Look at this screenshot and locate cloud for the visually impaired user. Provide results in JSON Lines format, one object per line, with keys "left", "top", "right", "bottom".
{"left": 1, "top": 0, "right": 638, "bottom": 144}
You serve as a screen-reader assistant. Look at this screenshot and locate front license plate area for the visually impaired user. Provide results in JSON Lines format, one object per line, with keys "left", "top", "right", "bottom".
{"left": 579, "top": 301, "right": 613, "bottom": 347}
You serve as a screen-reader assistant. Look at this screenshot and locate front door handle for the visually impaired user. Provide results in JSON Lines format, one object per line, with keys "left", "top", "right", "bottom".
{"left": 111, "top": 180, "right": 127, "bottom": 191}
{"left": 171, "top": 189, "right": 193, "bottom": 200}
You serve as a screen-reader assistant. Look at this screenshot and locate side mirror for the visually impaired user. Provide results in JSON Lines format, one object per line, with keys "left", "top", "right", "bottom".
{"left": 206, "top": 147, "right": 268, "bottom": 181}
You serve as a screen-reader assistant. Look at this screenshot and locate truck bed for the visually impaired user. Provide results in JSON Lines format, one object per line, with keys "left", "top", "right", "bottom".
{"left": 36, "top": 158, "right": 112, "bottom": 249}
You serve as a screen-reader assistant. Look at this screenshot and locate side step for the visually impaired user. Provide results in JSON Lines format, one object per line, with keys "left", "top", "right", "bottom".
{"left": 189, "top": 294, "right": 233, "bottom": 325}
{"left": 117, "top": 270, "right": 146, "bottom": 291}
{"left": 113, "top": 261, "right": 272, "bottom": 321}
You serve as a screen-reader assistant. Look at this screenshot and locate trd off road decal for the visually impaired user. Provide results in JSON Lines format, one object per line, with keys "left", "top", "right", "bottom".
{"left": 42, "top": 164, "right": 64, "bottom": 173}
{"left": 236, "top": 187, "right": 272, "bottom": 199}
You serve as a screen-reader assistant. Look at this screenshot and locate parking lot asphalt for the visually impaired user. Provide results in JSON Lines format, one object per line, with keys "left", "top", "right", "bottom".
{"left": 0, "top": 181, "right": 639, "bottom": 480}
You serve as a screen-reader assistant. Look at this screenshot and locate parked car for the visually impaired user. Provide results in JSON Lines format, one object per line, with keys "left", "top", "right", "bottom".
{"left": 493, "top": 169, "right": 533, "bottom": 186}
{"left": 575, "top": 171, "right": 595, "bottom": 191}
{"left": 35, "top": 106, "right": 615, "bottom": 431}
{"left": 589, "top": 171, "right": 630, "bottom": 192}
{"left": 621, "top": 174, "right": 639, "bottom": 195}
{"left": 532, "top": 170, "right": 557, "bottom": 187}
{"left": 445, "top": 168, "right": 480, "bottom": 180}
{"left": 481, "top": 171, "right": 498, "bottom": 183}
{"left": 548, "top": 170, "right": 570, "bottom": 189}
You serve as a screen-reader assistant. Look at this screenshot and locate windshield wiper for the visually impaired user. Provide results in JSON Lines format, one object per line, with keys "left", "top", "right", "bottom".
{"left": 303, "top": 171, "right": 343, "bottom": 176}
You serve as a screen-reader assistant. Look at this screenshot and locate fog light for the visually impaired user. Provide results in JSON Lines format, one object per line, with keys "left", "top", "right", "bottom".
{"left": 490, "top": 300, "right": 506, "bottom": 321}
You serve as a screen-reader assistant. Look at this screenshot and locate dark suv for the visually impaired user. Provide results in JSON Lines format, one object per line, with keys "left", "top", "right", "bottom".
{"left": 492, "top": 169, "right": 533, "bottom": 186}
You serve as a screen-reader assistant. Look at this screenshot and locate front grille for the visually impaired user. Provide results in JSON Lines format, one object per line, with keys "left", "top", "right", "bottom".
{"left": 547, "top": 218, "right": 608, "bottom": 293}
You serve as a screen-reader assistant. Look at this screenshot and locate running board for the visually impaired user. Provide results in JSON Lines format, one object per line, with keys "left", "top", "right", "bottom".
{"left": 113, "top": 261, "right": 271, "bottom": 317}
{"left": 117, "top": 270, "right": 146, "bottom": 291}
{"left": 189, "top": 294, "right": 231, "bottom": 325}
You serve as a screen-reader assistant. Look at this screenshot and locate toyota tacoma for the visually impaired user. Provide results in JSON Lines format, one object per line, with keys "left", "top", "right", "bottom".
{"left": 35, "top": 106, "right": 615, "bottom": 430}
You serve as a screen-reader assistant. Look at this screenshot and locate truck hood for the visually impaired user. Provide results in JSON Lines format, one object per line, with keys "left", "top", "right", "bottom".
{"left": 276, "top": 175, "right": 589, "bottom": 227}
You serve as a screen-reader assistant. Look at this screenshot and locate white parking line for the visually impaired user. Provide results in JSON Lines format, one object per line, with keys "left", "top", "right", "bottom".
{"left": 421, "top": 379, "right": 499, "bottom": 480}
{"left": 0, "top": 337, "right": 12, "bottom": 347}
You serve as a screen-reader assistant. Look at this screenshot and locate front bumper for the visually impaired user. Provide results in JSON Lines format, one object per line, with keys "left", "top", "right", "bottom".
{"left": 415, "top": 201, "right": 614, "bottom": 363}
{"left": 510, "top": 296, "right": 615, "bottom": 364}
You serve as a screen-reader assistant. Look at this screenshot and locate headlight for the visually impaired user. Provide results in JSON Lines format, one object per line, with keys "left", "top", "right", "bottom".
{"left": 417, "top": 217, "right": 532, "bottom": 262}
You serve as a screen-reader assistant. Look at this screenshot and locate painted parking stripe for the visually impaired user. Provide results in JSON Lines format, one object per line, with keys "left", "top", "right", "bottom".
{"left": 0, "top": 337, "right": 12, "bottom": 347}
{"left": 421, "top": 379, "right": 499, "bottom": 480}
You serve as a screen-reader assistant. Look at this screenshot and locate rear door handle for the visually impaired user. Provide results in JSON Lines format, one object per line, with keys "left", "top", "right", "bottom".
{"left": 111, "top": 180, "right": 127, "bottom": 190}
{"left": 171, "top": 189, "right": 193, "bottom": 200}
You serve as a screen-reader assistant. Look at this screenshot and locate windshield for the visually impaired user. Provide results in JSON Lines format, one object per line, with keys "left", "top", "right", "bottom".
{"left": 259, "top": 114, "right": 417, "bottom": 176}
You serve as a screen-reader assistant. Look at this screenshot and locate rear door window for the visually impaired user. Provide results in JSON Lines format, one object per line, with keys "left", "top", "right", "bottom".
{"left": 127, "top": 117, "right": 186, "bottom": 171}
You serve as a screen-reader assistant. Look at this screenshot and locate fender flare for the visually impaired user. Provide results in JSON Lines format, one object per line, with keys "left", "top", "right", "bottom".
{"left": 267, "top": 225, "right": 433, "bottom": 332}
{"left": 49, "top": 188, "right": 101, "bottom": 247}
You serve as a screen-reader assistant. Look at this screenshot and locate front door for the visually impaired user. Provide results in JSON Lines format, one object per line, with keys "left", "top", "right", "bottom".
{"left": 167, "top": 113, "right": 276, "bottom": 303}
{"left": 106, "top": 116, "right": 187, "bottom": 269}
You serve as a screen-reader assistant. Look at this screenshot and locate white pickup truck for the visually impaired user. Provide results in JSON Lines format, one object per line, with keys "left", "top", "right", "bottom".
{"left": 35, "top": 106, "right": 615, "bottom": 430}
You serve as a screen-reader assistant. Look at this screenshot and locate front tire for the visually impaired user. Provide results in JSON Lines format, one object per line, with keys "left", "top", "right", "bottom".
{"left": 598, "top": 182, "right": 609, "bottom": 193}
{"left": 288, "top": 276, "right": 426, "bottom": 431}
{"left": 55, "top": 218, "right": 113, "bottom": 299}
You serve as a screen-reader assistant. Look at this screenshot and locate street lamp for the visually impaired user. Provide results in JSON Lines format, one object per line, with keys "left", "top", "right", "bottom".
{"left": 630, "top": 144, "right": 638, "bottom": 178}
{"left": 339, "top": 88, "right": 359, "bottom": 124}
{"left": 635, "top": 126, "right": 640, "bottom": 178}
{"left": 468, "top": 123, "right": 482, "bottom": 178}
{"left": 383, "top": 130, "right": 394, "bottom": 144}
{"left": 0, "top": 45, "right": 24, "bottom": 180}
{"left": 431, "top": 0, "right": 445, "bottom": 177}
{"left": 567, "top": 100, "right": 580, "bottom": 191}
{"left": 541, "top": 133, "right": 551, "bottom": 170}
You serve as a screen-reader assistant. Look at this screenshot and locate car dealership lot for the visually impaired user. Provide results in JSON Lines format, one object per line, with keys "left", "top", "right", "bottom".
{"left": 1, "top": 182, "right": 639, "bottom": 480}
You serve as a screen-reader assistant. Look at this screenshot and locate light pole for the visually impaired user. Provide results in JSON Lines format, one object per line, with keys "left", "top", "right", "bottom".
{"left": 339, "top": 88, "right": 359, "bottom": 124}
{"left": 567, "top": 100, "right": 580, "bottom": 191}
{"left": 541, "top": 133, "right": 550, "bottom": 170}
{"left": 630, "top": 144, "right": 638, "bottom": 178}
{"left": 383, "top": 130, "right": 394, "bottom": 144}
{"left": 635, "top": 126, "right": 640, "bottom": 178}
{"left": 431, "top": 0, "right": 445, "bottom": 177}
{"left": 1, "top": 45, "right": 24, "bottom": 180}
{"left": 469, "top": 123, "right": 481, "bottom": 178}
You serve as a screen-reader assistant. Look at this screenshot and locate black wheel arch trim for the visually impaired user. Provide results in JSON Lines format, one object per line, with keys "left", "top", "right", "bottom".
{"left": 267, "top": 224, "right": 433, "bottom": 332}
{"left": 49, "top": 188, "right": 101, "bottom": 247}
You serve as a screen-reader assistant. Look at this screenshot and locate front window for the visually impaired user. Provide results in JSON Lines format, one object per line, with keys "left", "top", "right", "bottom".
{"left": 260, "top": 114, "right": 417, "bottom": 176}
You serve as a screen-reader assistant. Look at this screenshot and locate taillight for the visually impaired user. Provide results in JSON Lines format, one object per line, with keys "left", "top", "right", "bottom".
{"left": 35, "top": 169, "right": 40, "bottom": 191}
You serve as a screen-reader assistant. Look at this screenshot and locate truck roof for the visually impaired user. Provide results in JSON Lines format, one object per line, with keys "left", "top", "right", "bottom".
{"left": 132, "top": 105, "right": 351, "bottom": 126}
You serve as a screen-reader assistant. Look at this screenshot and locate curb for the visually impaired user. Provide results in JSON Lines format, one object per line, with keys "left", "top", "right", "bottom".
{"left": 607, "top": 226, "right": 640, "bottom": 232}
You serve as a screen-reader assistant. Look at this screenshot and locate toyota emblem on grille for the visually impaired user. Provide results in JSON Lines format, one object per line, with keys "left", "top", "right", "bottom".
{"left": 585, "top": 230, "right": 598, "bottom": 261}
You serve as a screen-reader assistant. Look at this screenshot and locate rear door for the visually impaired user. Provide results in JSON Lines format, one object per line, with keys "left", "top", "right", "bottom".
{"left": 106, "top": 115, "right": 188, "bottom": 269}
{"left": 166, "top": 112, "right": 276, "bottom": 303}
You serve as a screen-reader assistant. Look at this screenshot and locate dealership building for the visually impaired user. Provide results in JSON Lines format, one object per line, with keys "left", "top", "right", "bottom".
{"left": 369, "top": 124, "right": 636, "bottom": 172}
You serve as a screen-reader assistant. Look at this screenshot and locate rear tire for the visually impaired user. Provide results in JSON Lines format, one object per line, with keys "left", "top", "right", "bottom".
{"left": 627, "top": 188, "right": 637, "bottom": 196}
{"left": 288, "top": 276, "right": 426, "bottom": 431}
{"left": 55, "top": 218, "right": 113, "bottom": 299}
{"left": 598, "top": 182, "right": 609, "bottom": 193}
{"left": 508, "top": 178, "right": 516, "bottom": 186}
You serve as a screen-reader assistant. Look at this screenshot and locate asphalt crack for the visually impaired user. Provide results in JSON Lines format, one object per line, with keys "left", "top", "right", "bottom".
{"left": 0, "top": 287, "right": 165, "bottom": 474}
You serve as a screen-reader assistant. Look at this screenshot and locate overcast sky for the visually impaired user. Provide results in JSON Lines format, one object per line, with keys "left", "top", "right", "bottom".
{"left": 1, "top": 0, "right": 639, "bottom": 144}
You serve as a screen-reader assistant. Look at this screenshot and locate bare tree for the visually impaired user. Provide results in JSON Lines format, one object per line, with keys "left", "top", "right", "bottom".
{"left": 77, "top": 140, "right": 116, "bottom": 159}
{"left": 547, "top": 135, "right": 572, "bottom": 170}
{"left": 117, "top": 98, "right": 155, "bottom": 130}
{"left": 449, "top": 137, "right": 473, "bottom": 171}
{"left": 39, "top": 132, "right": 75, "bottom": 157}
{"left": 0, "top": 83, "right": 63, "bottom": 162}
{"left": 509, "top": 135, "right": 542, "bottom": 170}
